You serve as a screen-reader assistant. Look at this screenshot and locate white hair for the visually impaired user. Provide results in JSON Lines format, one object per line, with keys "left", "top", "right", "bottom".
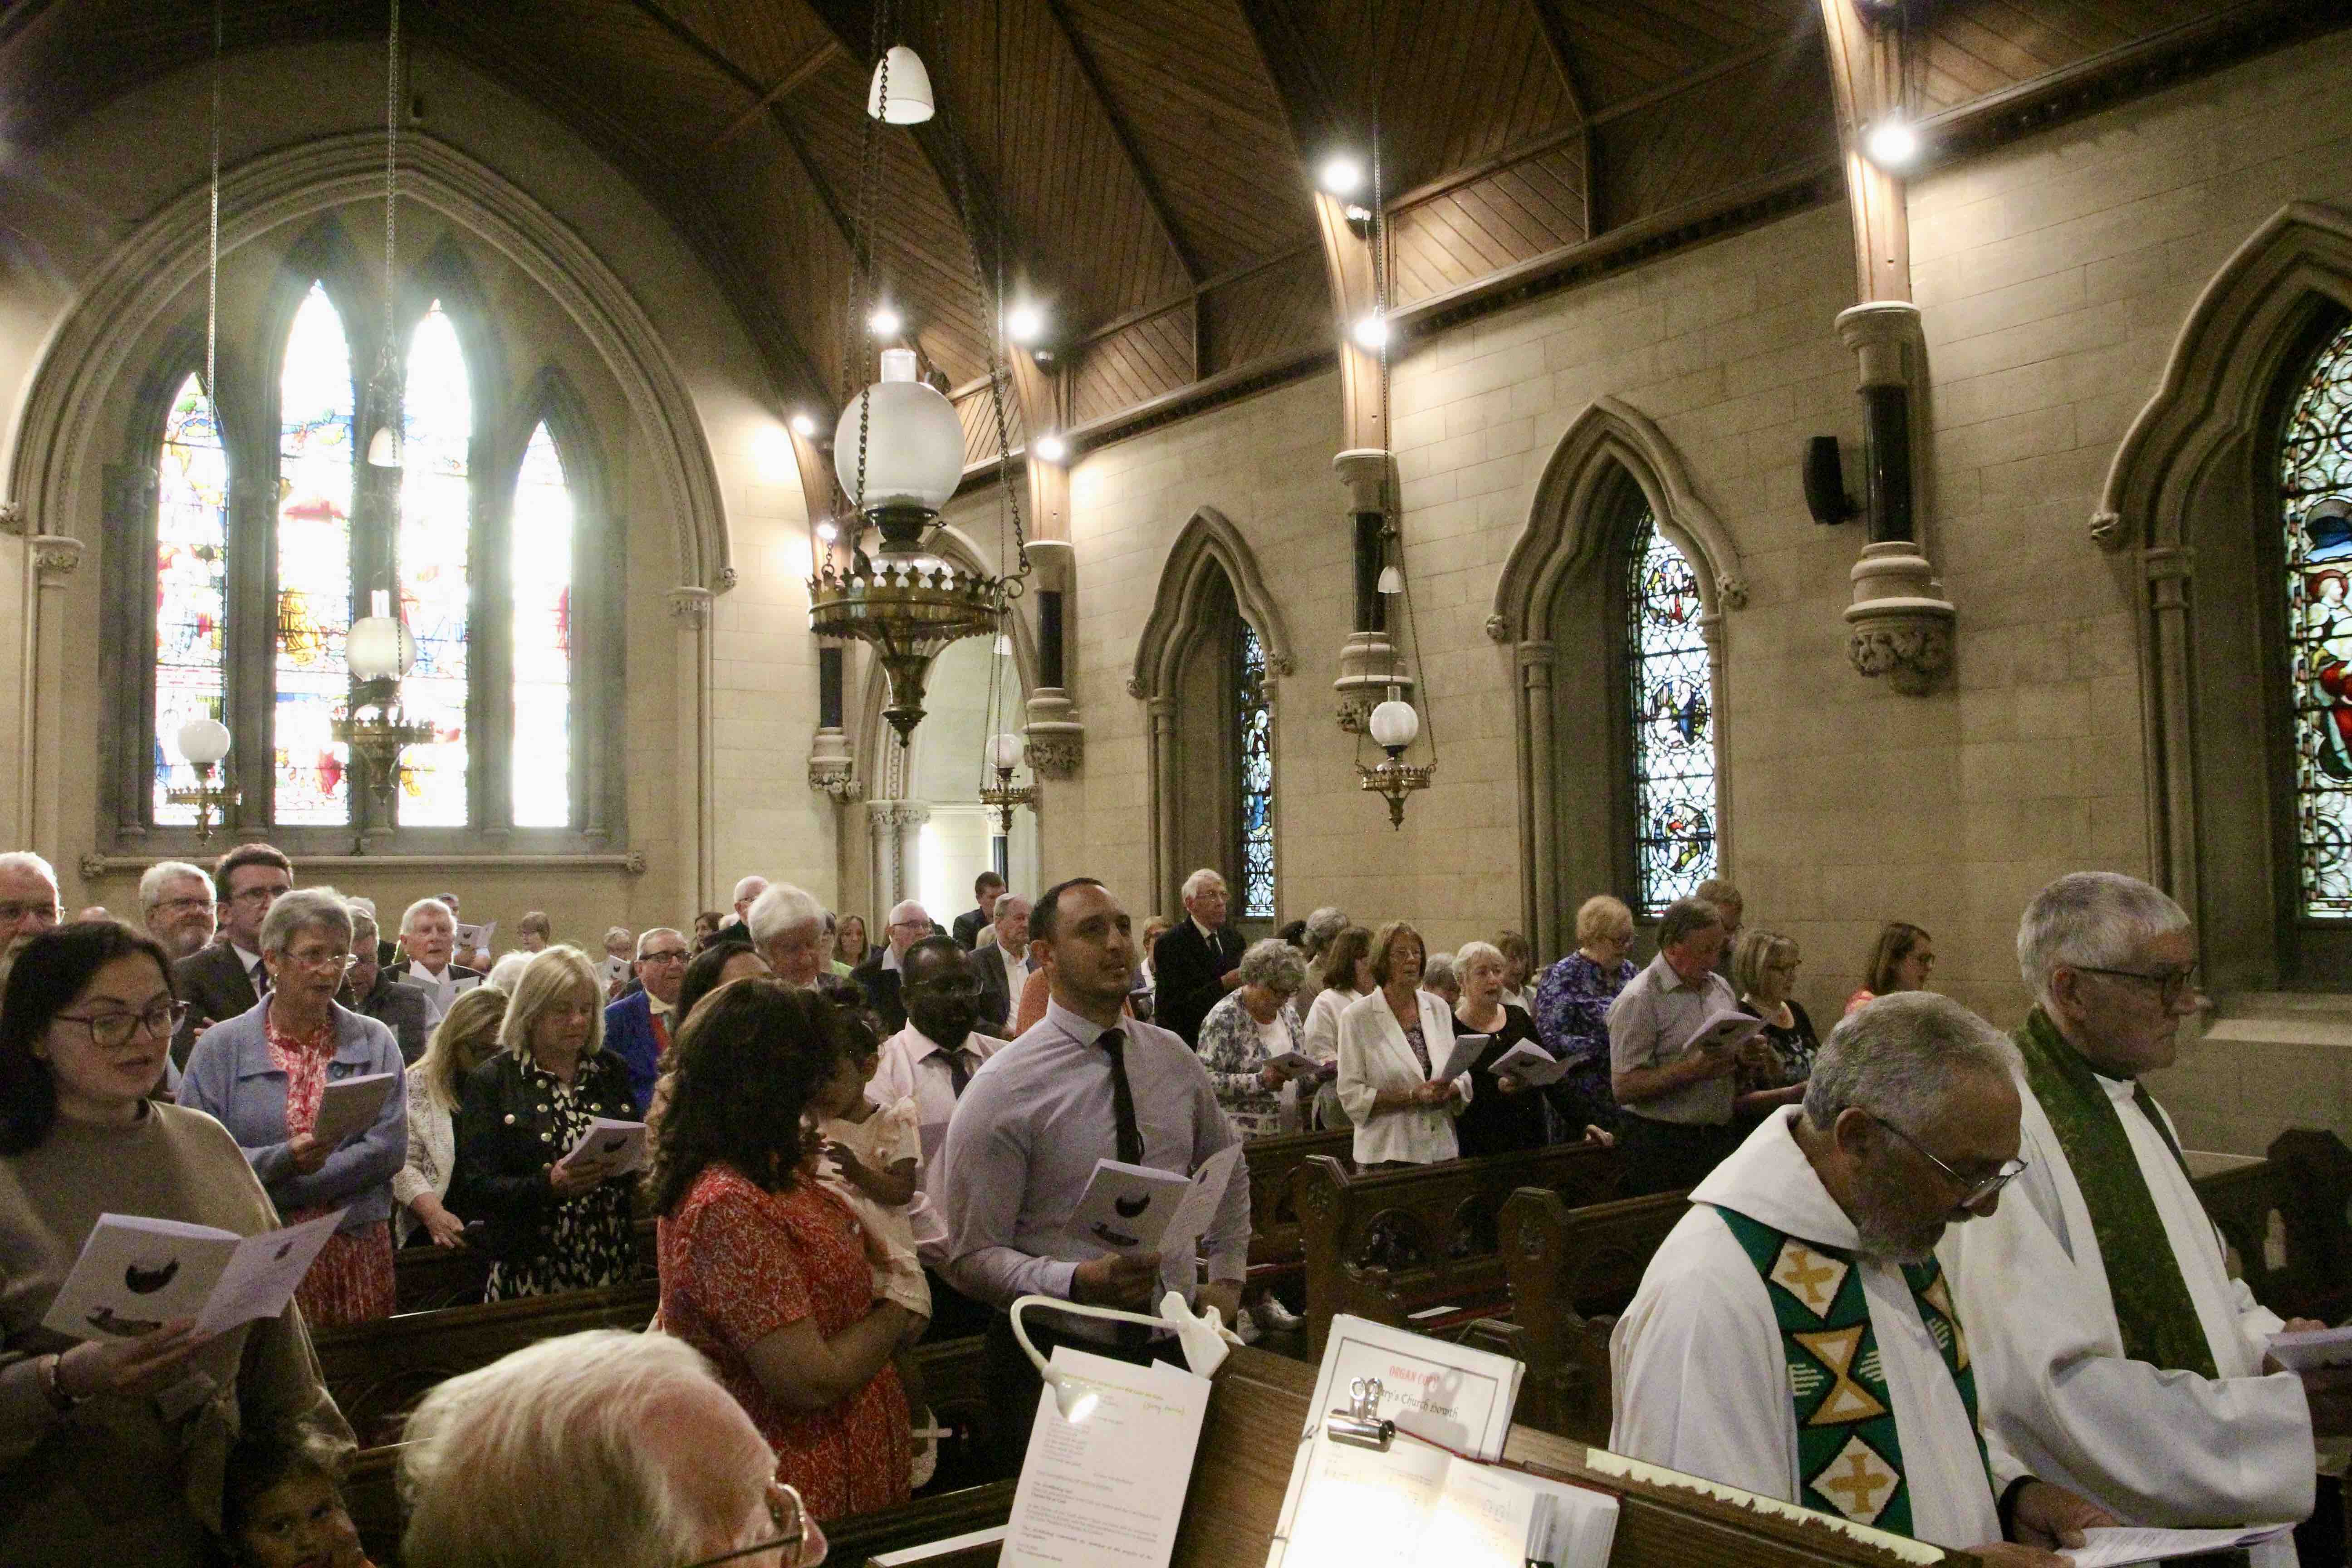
{"left": 497, "top": 946, "right": 607, "bottom": 1059}
{"left": 0, "top": 852, "right": 59, "bottom": 898}
{"left": 1237, "top": 936, "right": 1308, "bottom": 994}
{"left": 137, "top": 860, "right": 213, "bottom": 913}
{"left": 348, "top": 904, "right": 380, "bottom": 949}
{"left": 887, "top": 899, "right": 927, "bottom": 928}
{"left": 746, "top": 881, "right": 826, "bottom": 943}
{"left": 400, "top": 1329, "right": 764, "bottom": 1568}
{"left": 258, "top": 886, "right": 354, "bottom": 956}
{"left": 1180, "top": 867, "right": 1226, "bottom": 902}
{"left": 1422, "top": 951, "right": 1458, "bottom": 991}
{"left": 1803, "top": 992, "right": 2022, "bottom": 1135}
{"left": 1453, "top": 939, "right": 1505, "bottom": 976}
{"left": 401, "top": 897, "right": 454, "bottom": 935}
{"left": 346, "top": 896, "right": 377, "bottom": 919}
{"left": 1303, "top": 906, "right": 1350, "bottom": 952}
{"left": 634, "top": 927, "right": 685, "bottom": 960}
{"left": 486, "top": 950, "right": 534, "bottom": 994}
{"left": 730, "top": 874, "right": 769, "bottom": 906}
{"left": 2017, "top": 871, "right": 2191, "bottom": 1010}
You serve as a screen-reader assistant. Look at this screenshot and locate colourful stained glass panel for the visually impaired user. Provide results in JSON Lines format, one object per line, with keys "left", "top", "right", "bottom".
{"left": 155, "top": 373, "right": 230, "bottom": 823}
{"left": 2280, "top": 320, "right": 2352, "bottom": 918}
{"left": 397, "top": 301, "right": 471, "bottom": 826}
{"left": 1237, "top": 619, "right": 1275, "bottom": 919}
{"left": 1626, "top": 512, "right": 1716, "bottom": 917}
{"left": 274, "top": 283, "right": 353, "bottom": 825}
{"left": 511, "top": 421, "right": 573, "bottom": 828}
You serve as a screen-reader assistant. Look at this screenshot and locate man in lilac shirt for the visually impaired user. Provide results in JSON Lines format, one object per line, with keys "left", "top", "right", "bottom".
{"left": 935, "top": 877, "right": 1251, "bottom": 1413}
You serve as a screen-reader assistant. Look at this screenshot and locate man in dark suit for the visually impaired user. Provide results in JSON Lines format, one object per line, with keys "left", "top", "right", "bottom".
{"left": 171, "top": 841, "right": 294, "bottom": 1067}
{"left": 342, "top": 905, "right": 432, "bottom": 1063}
{"left": 385, "top": 896, "right": 485, "bottom": 1031}
{"left": 971, "top": 893, "right": 1029, "bottom": 1035}
{"left": 853, "top": 898, "right": 931, "bottom": 1034}
{"left": 1152, "top": 867, "right": 1245, "bottom": 1046}
{"left": 951, "top": 872, "right": 1005, "bottom": 951}
{"left": 604, "top": 926, "right": 690, "bottom": 1116}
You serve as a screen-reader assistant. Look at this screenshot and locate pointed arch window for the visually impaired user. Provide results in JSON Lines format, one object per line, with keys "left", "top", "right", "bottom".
{"left": 1625, "top": 509, "right": 1717, "bottom": 916}
{"left": 1236, "top": 619, "right": 1276, "bottom": 920}
{"left": 273, "top": 281, "right": 357, "bottom": 825}
{"left": 397, "top": 299, "right": 473, "bottom": 826}
{"left": 511, "top": 420, "right": 575, "bottom": 828}
{"left": 153, "top": 374, "right": 230, "bottom": 823}
{"left": 2280, "top": 320, "right": 2352, "bottom": 919}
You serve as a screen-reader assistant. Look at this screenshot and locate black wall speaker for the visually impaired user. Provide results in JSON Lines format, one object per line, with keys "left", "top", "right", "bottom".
{"left": 1804, "top": 436, "right": 1857, "bottom": 525}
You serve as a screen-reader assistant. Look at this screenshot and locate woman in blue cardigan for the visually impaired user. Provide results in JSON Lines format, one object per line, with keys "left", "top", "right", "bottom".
{"left": 179, "top": 887, "right": 407, "bottom": 1327}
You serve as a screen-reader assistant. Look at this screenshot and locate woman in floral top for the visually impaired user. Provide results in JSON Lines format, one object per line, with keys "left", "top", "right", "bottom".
{"left": 1532, "top": 894, "right": 1639, "bottom": 1142}
{"left": 1196, "top": 939, "right": 1313, "bottom": 1138}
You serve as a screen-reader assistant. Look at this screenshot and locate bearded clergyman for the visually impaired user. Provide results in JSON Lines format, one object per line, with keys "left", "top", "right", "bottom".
{"left": 1942, "top": 873, "right": 2352, "bottom": 1568}
{"left": 1611, "top": 992, "right": 2112, "bottom": 1566}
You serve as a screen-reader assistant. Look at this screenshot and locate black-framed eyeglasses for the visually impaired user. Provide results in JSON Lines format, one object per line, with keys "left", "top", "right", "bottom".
{"left": 1866, "top": 1113, "right": 2028, "bottom": 1208}
{"left": 2070, "top": 963, "right": 2200, "bottom": 1008}
{"left": 676, "top": 1480, "right": 822, "bottom": 1568}
{"left": 55, "top": 1000, "right": 188, "bottom": 1049}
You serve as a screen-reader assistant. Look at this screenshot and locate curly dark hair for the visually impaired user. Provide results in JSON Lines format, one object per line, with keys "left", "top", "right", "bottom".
{"left": 0, "top": 921, "right": 176, "bottom": 1155}
{"left": 647, "top": 977, "right": 845, "bottom": 1215}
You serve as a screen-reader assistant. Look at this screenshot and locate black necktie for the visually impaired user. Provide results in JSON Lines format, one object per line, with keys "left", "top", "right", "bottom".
{"left": 250, "top": 960, "right": 270, "bottom": 998}
{"left": 946, "top": 1045, "right": 972, "bottom": 1098}
{"left": 1098, "top": 1028, "right": 1145, "bottom": 1165}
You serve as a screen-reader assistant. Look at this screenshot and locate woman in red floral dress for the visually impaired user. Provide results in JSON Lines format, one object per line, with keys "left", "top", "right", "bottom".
{"left": 650, "top": 978, "right": 916, "bottom": 1522}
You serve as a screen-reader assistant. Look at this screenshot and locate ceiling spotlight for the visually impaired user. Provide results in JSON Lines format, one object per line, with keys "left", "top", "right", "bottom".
{"left": 1034, "top": 433, "right": 1068, "bottom": 463}
{"left": 1318, "top": 154, "right": 1364, "bottom": 197}
{"left": 868, "top": 305, "right": 903, "bottom": 337}
{"left": 1007, "top": 304, "right": 1045, "bottom": 344}
{"left": 1344, "top": 203, "right": 1373, "bottom": 224}
{"left": 790, "top": 412, "right": 817, "bottom": 437}
{"left": 1862, "top": 115, "right": 1920, "bottom": 171}
{"left": 1352, "top": 313, "right": 1389, "bottom": 351}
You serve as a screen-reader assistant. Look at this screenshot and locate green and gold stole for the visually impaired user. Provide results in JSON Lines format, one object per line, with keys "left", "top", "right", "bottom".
{"left": 1710, "top": 1204, "right": 1990, "bottom": 1539}
{"left": 2013, "top": 1007, "right": 2218, "bottom": 1379}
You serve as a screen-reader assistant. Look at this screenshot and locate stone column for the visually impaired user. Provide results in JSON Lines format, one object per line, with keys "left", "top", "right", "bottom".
{"left": 1332, "top": 448, "right": 1413, "bottom": 731}
{"left": 1514, "top": 640, "right": 1559, "bottom": 954}
{"left": 864, "top": 799, "right": 931, "bottom": 914}
{"left": 668, "top": 585, "right": 717, "bottom": 913}
{"left": 1838, "top": 303, "right": 1954, "bottom": 696}
{"left": 808, "top": 643, "right": 861, "bottom": 802}
{"left": 27, "top": 534, "right": 85, "bottom": 853}
{"left": 1020, "top": 540, "right": 1084, "bottom": 780}
{"left": 2146, "top": 547, "right": 2197, "bottom": 915}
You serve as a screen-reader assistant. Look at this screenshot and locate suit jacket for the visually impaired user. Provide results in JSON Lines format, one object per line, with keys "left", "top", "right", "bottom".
{"left": 602, "top": 990, "right": 670, "bottom": 1117}
{"left": 951, "top": 906, "right": 990, "bottom": 950}
{"left": 853, "top": 951, "right": 907, "bottom": 1034}
{"left": 172, "top": 940, "right": 264, "bottom": 1067}
{"left": 349, "top": 975, "right": 433, "bottom": 1064}
{"left": 1152, "top": 920, "right": 1244, "bottom": 1046}
{"left": 973, "top": 941, "right": 1020, "bottom": 1034}
{"left": 450, "top": 1048, "right": 637, "bottom": 1269}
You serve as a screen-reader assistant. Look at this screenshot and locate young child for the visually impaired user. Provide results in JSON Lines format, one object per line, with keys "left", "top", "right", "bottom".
{"left": 813, "top": 1006, "right": 938, "bottom": 1487}
{"left": 221, "top": 1425, "right": 374, "bottom": 1568}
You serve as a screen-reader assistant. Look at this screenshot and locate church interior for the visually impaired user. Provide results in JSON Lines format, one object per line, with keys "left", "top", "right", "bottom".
{"left": 9, "top": 0, "right": 2352, "bottom": 1563}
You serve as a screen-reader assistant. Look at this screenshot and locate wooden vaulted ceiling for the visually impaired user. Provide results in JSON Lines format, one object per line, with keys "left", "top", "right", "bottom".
{"left": 0, "top": 0, "right": 2335, "bottom": 459}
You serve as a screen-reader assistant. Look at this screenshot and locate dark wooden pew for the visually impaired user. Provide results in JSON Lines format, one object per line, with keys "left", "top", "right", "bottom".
{"left": 1293, "top": 1138, "right": 1619, "bottom": 1354}
{"left": 1494, "top": 1188, "right": 1690, "bottom": 1442}
{"left": 2195, "top": 1130, "right": 2352, "bottom": 1323}
{"left": 391, "top": 1216, "right": 657, "bottom": 1313}
{"left": 1241, "top": 1126, "right": 1351, "bottom": 1294}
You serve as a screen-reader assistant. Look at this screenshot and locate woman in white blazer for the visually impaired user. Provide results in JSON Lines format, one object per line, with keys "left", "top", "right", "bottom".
{"left": 1337, "top": 921, "right": 1470, "bottom": 1166}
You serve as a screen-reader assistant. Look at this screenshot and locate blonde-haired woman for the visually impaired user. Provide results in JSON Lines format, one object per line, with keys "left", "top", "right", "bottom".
{"left": 1337, "top": 921, "right": 1468, "bottom": 1167}
{"left": 452, "top": 946, "right": 642, "bottom": 1298}
{"left": 1731, "top": 928, "right": 1817, "bottom": 1122}
{"left": 393, "top": 985, "right": 509, "bottom": 1247}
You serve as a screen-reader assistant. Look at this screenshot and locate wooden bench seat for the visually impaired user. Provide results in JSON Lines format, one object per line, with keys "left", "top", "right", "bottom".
{"left": 391, "top": 1216, "right": 657, "bottom": 1313}
{"left": 1294, "top": 1139, "right": 1619, "bottom": 1354}
{"left": 1241, "top": 1126, "right": 1351, "bottom": 1291}
{"left": 2198, "top": 1130, "right": 2352, "bottom": 1324}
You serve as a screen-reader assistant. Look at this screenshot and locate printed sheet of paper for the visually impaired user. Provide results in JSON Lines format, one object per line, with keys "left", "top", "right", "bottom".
{"left": 43, "top": 1208, "right": 347, "bottom": 1341}
{"left": 1159, "top": 1143, "right": 1245, "bottom": 1256}
{"left": 557, "top": 1117, "right": 648, "bottom": 1175}
{"left": 1676, "top": 1009, "right": 1766, "bottom": 1061}
{"left": 312, "top": 1071, "right": 396, "bottom": 1148}
{"left": 2061, "top": 1524, "right": 2293, "bottom": 1567}
{"left": 1487, "top": 1040, "right": 1569, "bottom": 1087}
{"left": 1000, "top": 1347, "right": 1211, "bottom": 1568}
{"left": 1067, "top": 1159, "right": 1194, "bottom": 1256}
{"left": 2267, "top": 1323, "right": 2352, "bottom": 1370}
{"left": 195, "top": 1209, "right": 346, "bottom": 1336}
{"left": 455, "top": 919, "right": 496, "bottom": 953}
{"left": 1435, "top": 1034, "right": 1489, "bottom": 1083}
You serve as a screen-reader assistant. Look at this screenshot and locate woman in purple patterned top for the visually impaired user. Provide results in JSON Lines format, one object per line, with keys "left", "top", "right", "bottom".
{"left": 1532, "top": 894, "right": 1638, "bottom": 1141}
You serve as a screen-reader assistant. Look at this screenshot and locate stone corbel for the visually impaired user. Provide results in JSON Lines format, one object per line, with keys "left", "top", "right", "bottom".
{"left": 1331, "top": 448, "right": 1413, "bottom": 733}
{"left": 0, "top": 500, "right": 25, "bottom": 536}
{"left": 666, "top": 586, "right": 715, "bottom": 631}
{"left": 1836, "top": 303, "right": 1954, "bottom": 696}
{"left": 808, "top": 725, "right": 862, "bottom": 802}
{"left": 31, "top": 534, "right": 85, "bottom": 585}
{"left": 1019, "top": 540, "right": 1085, "bottom": 777}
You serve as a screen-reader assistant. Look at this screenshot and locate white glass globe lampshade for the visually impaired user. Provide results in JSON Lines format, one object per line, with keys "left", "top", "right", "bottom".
{"left": 988, "top": 732, "right": 1024, "bottom": 771}
{"left": 835, "top": 349, "right": 965, "bottom": 517}
{"left": 176, "top": 716, "right": 232, "bottom": 768}
{"left": 867, "top": 45, "right": 936, "bottom": 124}
{"left": 346, "top": 614, "right": 416, "bottom": 683}
{"left": 1368, "top": 698, "right": 1420, "bottom": 752}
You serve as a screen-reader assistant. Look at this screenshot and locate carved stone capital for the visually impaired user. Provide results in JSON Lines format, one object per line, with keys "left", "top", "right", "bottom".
{"left": 1023, "top": 690, "right": 1084, "bottom": 779}
{"left": 807, "top": 724, "right": 862, "bottom": 801}
{"left": 865, "top": 799, "right": 931, "bottom": 835}
{"left": 1843, "top": 541, "right": 1955, "bottom": 696}
{"left": 1331, "top": 448, "right": 1393, "bottom": 512}
{"left": 31, "top": 534, "right": 84, "bottom": 585}
{"left": 1485, "top": 612, "right": 1512, "bottom": 643}
{"left": 1834, "top": 300, "right": 1925, "bottom": 390}
{"left": 2089, "top": 510, "right": 2128, "bottom": 551}
{"left": 0, "top": 501, "right": 24, "bottom": 537}
{"left": 667, "top": 586, "right": 715, "bottom": 630}
{"left": 1333, "top": 630, "right": 1412, "bottom": 734}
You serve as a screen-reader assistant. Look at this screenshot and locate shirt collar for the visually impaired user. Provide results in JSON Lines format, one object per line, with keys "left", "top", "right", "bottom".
{"left": 1191, "top": 917, "right": 1218, "bottom": 944}
{"left": 1691, "top": 1107, "right": 1862, "bottom": 1253}
{"left": 648, "top": 994, "right": 674, "bottom": 1019}
{"left": 912, "top": 1024, "right": 975, "bottom": 1060}
{"left": 232, "top": 943, "right": 262, "bottom": 974}
{"left": 1043, "top": 996, "right": 1122, "bottom": 1049}
{"left": 883, "top": 945, "right": 906, "bottom": 974}
{"left": 1646, "top": 950, "right": 1706, "bottom": 993}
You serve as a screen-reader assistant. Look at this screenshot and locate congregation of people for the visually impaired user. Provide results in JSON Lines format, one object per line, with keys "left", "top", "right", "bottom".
{"left": 0, "top": 841, "right": 2347, "bottom": 1568}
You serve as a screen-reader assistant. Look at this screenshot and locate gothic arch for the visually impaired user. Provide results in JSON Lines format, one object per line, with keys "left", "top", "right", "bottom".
{"left": 1129, "top": 508, "right": 1294, "bottom": 921}
{"left": 1493, "top": 397, "right": 1743, "bottom": 954}
{"left": 2093, "top": 203, "right": 2352, "bottom": 990}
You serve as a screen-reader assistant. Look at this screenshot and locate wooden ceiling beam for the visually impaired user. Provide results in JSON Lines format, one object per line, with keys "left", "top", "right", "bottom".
{"left": 1520, "top": 0, "right": 1596, "bottom": 235}
{"left": 1037, "top": 0, "right": 1203, "bottom": 285}
{"left": 704, "top": 38, "right": 844, "bottom": 155}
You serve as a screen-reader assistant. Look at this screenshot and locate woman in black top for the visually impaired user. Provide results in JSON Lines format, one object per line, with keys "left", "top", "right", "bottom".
{"left": 1731, "top": 929, "right": 1819, "bottom": 1125}
{"left": 453, "top": 945, "right": 642, "bottom": 1298}
{"left": 1450, "top": 941, "right": 1549, "bottom": 1158}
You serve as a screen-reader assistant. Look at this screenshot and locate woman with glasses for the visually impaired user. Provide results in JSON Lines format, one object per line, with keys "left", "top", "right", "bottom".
{"left": 179, "top": 888, "right": 409, "bottom": 1328}
{"left": 0, "top": 921, "right": 350, "bottom": 1567}
{"left": 1731, "top": 929, "right": 1819, "bottom": 1123}
{"left": 453, "top": 946, "right": 644, "bottom": 1300}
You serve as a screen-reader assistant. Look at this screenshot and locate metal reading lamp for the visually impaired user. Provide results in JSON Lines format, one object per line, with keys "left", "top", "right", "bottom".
{"left": 1009, "top": 1290, "right": 1246, "bottom": 1422}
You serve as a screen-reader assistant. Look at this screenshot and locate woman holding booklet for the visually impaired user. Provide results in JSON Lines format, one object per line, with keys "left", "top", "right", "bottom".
{"left": 1448, "top": 941, "right": 1548, "bottom": 1158}
{"left": 1196, "top": 938, "right": 1313, "bottom": 1139}
{"left": 0, "top": 921, "right": 350, "bottom": 1567}
{"left": 452, "top": 946, "right": 645, "bottom": 1299}
{"left": 179, "top": 888, "right": 409, "bottom": 1328}
{"left": 1337, "top": 921, "right": 1470, "bottom": 1168}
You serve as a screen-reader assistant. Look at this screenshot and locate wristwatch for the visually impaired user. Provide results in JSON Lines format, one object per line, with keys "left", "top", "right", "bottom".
{"left": 35, "top": 1351, "right": 81, "bottom": 1412}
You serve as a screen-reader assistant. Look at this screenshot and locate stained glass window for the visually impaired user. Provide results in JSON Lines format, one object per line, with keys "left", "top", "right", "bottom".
{"left": 1236, "top": 619, "right": 1276, "bottom": 920}
{"left": 511, "top": 421, "right": 574, "bottom": 827}
{"left": 397, "top": 301, "right": 472, "bottom": 825}
{"left": 154, "top": 373, "right": 230, "bottom": 823}
{"left": 1626, "top": 510, "right": 1717, "bottom": 917}
{"left": 273, "top": 283, "right": 354, "bottom": 825}
{"left": 2279, "top": 320, "right": 2352, "bottom": 918}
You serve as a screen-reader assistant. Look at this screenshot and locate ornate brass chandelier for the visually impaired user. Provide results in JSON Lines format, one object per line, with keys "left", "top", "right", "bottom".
{"left": 165, "top": 718, "right": 238, "bottom": 843}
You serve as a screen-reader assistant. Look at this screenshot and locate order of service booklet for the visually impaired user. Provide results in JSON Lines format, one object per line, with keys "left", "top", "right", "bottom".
{"left": 42, "top": 1208, "right": 347, "bottom": 1340}
{"left": 310, "top": 1071, "right": 397, "bottom": 1149}
{"left": 1067, "top": 1144, "right": 1244, "bottom": 1259}
{"left": 555, "top": 1117, "right": 648, "bottom": 1176}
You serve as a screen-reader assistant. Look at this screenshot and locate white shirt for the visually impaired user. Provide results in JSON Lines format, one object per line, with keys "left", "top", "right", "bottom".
{"left": 1941, "top": 1065, "right": 2313, "bottom": 1559}
{"left": 869, "top": 1022, "right": 1004, "bottom": 1149}
{"left": 1612, "top": 1109, "right": 2018, "bottom": 1549}
{"left": 407, "top": 961, "right": 477, "bottom": 1029}
{"left": 232, "top": 942, "right": 265, "bottom": 995}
